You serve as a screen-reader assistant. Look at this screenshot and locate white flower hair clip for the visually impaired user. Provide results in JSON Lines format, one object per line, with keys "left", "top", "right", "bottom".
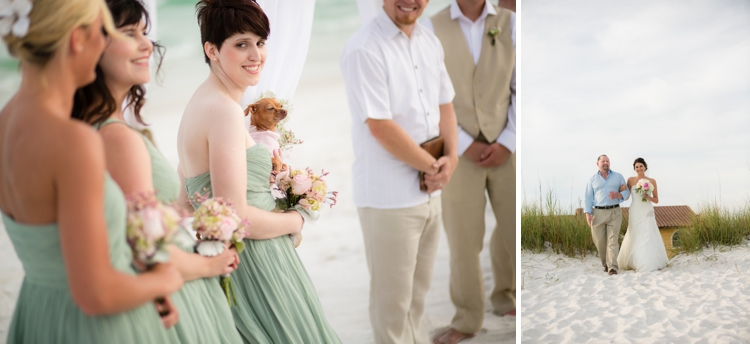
{"left": 0, "top": 0, "right": 33, "bottom": 38}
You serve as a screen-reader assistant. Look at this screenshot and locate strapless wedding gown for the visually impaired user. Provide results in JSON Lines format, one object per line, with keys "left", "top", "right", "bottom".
{"left": 617, "top": 185, "right": 669, "bottom": 272}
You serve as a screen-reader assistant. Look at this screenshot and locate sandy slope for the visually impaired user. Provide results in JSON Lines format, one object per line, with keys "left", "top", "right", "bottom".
{"left": 521, "top": 244, "right": 750, "bottom": 343}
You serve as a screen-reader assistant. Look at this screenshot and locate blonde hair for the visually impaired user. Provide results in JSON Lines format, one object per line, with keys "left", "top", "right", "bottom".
{"left": 2, "top": 0, "right": 115, "bottom": 66}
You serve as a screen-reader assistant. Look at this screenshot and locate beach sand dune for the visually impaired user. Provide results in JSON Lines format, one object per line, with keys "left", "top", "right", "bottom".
{"left": 522, "top": 244, "right": 750, "bottom": 343}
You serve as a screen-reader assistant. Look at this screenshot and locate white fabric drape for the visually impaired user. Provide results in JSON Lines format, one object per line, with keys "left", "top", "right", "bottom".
{"left": 356, "top": 0, "right": 382, "bottom": 27}
{"left": 240, "top": 0, "right": 317, "bottom": 114}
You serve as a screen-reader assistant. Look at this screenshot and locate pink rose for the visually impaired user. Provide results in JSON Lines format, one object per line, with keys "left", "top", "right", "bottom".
{"left": 276, "top": 170, "right": 289, "bottom": 185}
{"left": 292, "top": 174, "right": 313, "bottom": 195}
{"left": 309, "top": 190, "right": 325, "bottom": 202}
{"left": 218, "top": 217, "right": 238, "bottom": 241}
{"left": 298, "top": 198, "right": 312, "bottom": 210}
{"left": 142, "top": 208, "right": 165, "bottom": 241}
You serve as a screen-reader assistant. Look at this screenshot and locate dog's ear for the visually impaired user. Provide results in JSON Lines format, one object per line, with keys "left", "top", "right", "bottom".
{"left": 245, "top": 103, "right": 259, "bottom": 117}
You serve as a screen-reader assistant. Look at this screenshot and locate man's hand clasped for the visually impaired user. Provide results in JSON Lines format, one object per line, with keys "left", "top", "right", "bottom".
{"left": 465, "top": 140, "right": 510, "bottom": 168}
{"left": 424, "top": 155, "right": 458, "bottom": 194}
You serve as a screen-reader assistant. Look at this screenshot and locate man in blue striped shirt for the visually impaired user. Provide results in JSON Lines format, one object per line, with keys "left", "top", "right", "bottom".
{"left": 584, "top": 155, "right": 629, "bottom": 275}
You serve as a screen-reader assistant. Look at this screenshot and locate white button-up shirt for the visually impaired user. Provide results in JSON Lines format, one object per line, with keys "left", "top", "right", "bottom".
{"left": 341, "top": 9, "right": 455, "bottom": 209}
{"left": 423, "top": 0, "right": 516, "bottom": 154}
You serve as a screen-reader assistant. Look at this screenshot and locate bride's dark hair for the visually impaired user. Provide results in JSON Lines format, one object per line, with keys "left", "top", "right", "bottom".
{"left": 72, "top": 0, "right": 165, "bottom": 126}
{"left": 633, "top": 157, "right": 648, "bottom": 171}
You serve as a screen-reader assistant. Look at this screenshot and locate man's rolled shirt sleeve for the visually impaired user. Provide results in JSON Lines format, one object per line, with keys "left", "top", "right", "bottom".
{"left": 584, "top": 179, "right": 594, "bottom": 214}
{"left": 341, "top": 49, "right": 392, "bottom": 122}
{"left": 618, "top": 173, "right": 630, "bottom": 202}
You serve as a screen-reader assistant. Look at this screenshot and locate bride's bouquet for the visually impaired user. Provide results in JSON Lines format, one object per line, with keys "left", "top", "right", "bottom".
{"left": 273, "top": 168, "right": 338, "bottom": 247}
{"left": 191, "top": 195, "right": 251, "bottom": 306}
{"left": 125, "top": 192, "right": 182, "bottom": 267}
{"left": 635, "top": 178, "right": 654, "bottom": 202}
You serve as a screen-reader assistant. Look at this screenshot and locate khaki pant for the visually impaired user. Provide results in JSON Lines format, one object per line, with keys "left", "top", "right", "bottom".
{"left": 358, "top": 197, "right": 442, "bottom": 344}
{"left": 441, "top": 153, "right": 516, "bottom": 334}
{"left": 591, "top": 207, "right": 622, "bottom": 271}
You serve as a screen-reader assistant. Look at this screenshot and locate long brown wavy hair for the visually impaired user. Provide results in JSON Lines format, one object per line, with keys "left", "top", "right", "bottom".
{"left": 72, "top": 0, "right": 164, "bottom": 126}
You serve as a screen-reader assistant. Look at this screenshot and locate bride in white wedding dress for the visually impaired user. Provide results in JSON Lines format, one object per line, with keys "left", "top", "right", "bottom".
{"left": 617, "top": 157, "right": 669, "bottom": 272}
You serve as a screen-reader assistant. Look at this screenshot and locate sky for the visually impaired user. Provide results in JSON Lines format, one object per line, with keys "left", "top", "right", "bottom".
{"left": 520, "top": 0, "right": 750, "bottom": 212}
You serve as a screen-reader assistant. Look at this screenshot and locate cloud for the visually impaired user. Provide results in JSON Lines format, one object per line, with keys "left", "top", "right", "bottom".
{"left": 521, "top": 0, "right": 750, "bottom": 211}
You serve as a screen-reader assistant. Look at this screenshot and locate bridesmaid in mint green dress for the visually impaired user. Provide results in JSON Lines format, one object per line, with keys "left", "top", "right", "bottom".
{"left": 0, "top": 0, "right": 182, "bottom": 343}
{"left": 71, "top": 0, "right": 243, "bottom": 343}
{"left": 175, "top": 2, "right": 341, "bottom": 343}
{"left": 184, "top": 145, "right": 341, "bottom": 344}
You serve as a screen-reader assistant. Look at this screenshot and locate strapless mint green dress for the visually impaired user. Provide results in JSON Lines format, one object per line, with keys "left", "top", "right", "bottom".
{"left": 185, "top": 144, "right": 341, "bottom": 344}
{"left": 98, "top": 119, "right": 242, "bottom": 344}
{"left": 2, "top": 175, "right": 180, "bottom": 343}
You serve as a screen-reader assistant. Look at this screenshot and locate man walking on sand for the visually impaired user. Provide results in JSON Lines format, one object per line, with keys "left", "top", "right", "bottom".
{"left": 423, "top": 0, "right": 516, "bottom": 343}
{"left": 584, "top": 155, "right": 629, "bottom": 276}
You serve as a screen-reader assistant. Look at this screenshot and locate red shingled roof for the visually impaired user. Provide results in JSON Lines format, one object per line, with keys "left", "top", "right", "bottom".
{"left": 575, "top": 206, "right": 695, "bottom": 228}
{"left": 621, "top": 205, "right": 695, "bottom": 228}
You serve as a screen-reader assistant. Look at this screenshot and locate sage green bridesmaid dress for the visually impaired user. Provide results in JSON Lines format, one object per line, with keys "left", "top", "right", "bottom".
{"left": 2, "top": 175, "right": 181, "bottom": 343}
{"left": 98, "top": 119, "right": 242, "bottom": 344}
{"left": 185, "top": 144, "right": 341, "bottom": 344}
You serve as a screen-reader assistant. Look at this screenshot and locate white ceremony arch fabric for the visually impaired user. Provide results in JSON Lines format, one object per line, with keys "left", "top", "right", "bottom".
{"left": 241, "top": 0, "right": 317, "bottom": 117}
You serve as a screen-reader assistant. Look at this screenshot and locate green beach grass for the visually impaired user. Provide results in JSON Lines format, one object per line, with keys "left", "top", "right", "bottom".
{"left": 676, "top": 202, "right": 750, "bottom": 253}
{"left": 521, "top": 190, "right": 750, "bottom": 258}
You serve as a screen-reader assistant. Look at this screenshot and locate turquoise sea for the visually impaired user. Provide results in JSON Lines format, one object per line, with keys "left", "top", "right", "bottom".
{"left": 0, "top": 0, "right": 455, "bottom": 104}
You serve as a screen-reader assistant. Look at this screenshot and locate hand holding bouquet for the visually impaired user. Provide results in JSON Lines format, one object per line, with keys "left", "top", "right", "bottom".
{"left": 273, "top": 168, "right": 338, "bottom": 247}
{"left": 125, "top": 192, "right": 182, "bottom": 323}
{"left": 635, "top": 178, "right": 654, "bottom": 202}
{"left": 125, "top": 192, "right": 181, "bottom": 267}
{"left": 192, "top": 195, "right": 251, "bottom": 306}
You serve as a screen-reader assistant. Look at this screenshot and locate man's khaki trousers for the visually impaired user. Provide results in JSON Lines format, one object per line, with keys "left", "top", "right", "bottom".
{"left": 441, "top": 153, "right": 516, "bottom": 334}
{"left": 591, "top": 207, "right": 622, "bottom": 271}
{"left": 358, "top": 197, "right": 442, "bottom": 344}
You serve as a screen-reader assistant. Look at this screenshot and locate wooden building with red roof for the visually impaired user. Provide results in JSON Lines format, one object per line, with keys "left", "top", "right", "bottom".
{"left": 576, "top": 205, "right": 695, "bottom": 258}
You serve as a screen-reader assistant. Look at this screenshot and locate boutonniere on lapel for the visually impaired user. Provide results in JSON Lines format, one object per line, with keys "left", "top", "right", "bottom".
{"left": 488, "top": 26, "right": 500, "bottom": 46}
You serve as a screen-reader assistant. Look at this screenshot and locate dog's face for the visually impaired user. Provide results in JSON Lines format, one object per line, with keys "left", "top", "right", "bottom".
{"left": 245, "top": 98, "right": 288, "bottom": 131}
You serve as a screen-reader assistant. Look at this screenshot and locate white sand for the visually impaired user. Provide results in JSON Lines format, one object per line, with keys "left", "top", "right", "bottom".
{"left": 0, "top": 25, "right": 515, "bottom": 344}
{"left": 521, "top": 244, "right": 750, "bottom": 343}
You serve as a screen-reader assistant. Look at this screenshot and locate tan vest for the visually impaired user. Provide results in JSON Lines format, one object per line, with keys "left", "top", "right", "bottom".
{"left": 431, "top": 6, "right": 515, "bottom": 142}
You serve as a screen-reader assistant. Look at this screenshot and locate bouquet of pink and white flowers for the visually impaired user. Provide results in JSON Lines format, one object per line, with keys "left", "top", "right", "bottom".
{"left": 192, "top": 195, "right": 251, "bottom": 306}
{"left": 274, "top": 168, "right": 338, "bottom": 212}
{"left": 635, "top": 178, "right": 654, "bottom": 202}
{"left": 273, "top": 168, "right": 337, "bottom": 248}
{"left": 125, "top": 192, "right": 182, "bottom": 267}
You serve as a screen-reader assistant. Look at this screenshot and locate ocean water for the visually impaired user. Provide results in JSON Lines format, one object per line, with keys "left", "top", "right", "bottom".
{"left": 0, "top": 0, "right": 455, "bottom": 105}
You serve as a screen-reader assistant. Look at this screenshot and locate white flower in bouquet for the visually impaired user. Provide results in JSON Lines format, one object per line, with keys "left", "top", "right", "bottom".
{"left": 191, "top": 195, "right": 251, "bottom": 306}
{"left": 635, "top": 178, "right": 654, "bottom": 202}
